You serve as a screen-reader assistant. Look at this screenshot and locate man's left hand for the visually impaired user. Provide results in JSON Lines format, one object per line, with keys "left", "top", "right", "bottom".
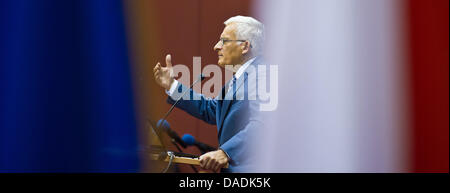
{"left": 199, "top": 149, "right": 229, "bottom": 172}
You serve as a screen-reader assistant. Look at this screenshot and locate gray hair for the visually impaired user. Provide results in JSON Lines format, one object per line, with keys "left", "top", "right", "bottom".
{"left": 224, "top": 15, "right": 264, "bottom": 55}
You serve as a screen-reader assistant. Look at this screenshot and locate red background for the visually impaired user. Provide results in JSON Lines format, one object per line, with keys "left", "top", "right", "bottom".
{"left": 406, "top": 0, "right": 449, "bottom": 172}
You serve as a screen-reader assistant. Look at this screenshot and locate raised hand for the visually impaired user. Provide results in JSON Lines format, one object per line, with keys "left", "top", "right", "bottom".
{"left": 153, "top": 54, "right": 175, "bottom": 90}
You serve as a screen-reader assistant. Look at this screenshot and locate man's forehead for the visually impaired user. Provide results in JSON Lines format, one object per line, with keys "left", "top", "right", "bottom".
{"left": 221, "top": 24, "right": 236, "bottom": 38}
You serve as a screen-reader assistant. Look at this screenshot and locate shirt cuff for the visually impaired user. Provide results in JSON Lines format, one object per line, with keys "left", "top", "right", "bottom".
{"left": 165, "top": 79, "right": 179, "bottom": 97}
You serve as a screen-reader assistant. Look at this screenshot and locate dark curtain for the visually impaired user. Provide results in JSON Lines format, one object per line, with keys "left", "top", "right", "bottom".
{"left": 0, "top": 0, "right": 139, "bottom": 172}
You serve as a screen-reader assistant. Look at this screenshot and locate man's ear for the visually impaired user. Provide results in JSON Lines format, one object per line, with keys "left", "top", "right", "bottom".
{"left": 241, "top": 41, "right": 251, "bottom": 55}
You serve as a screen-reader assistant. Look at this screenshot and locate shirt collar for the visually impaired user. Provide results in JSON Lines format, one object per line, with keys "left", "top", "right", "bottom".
{"left": 234, "top": 57, "right": 256, "bottom": 80}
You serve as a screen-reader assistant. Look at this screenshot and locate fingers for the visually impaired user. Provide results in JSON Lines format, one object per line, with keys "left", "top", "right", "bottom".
{"left": 153, "top": 62, "right": 160, "bottom": 76}
{"left": 200, "top": 156, "right": 222, "bottom": 172}
{"left": 155, "top": 54, "right": 172, "bottom": 69}
{"left": 212, "top": 161, "right": 220, "bottom": 172}
{"left": 165, "top": 54, "right": 172, "bottom": 68}
{"left": 206, "top": 158, "right": 214, "bottom": 170}
{"left": 199, "top": 151, "right": 229, "bottom": 172}
{"left": 153, "top": 62, "right": 160, "bottom": 72}
{"left": 153, "top": 70, "right": 160, "bottom": 79}
{"left": 200, "top": 154, "right": 215, "bottom": 170}
{"left": 199, "top": 155, "right": 209, "bottom": 169}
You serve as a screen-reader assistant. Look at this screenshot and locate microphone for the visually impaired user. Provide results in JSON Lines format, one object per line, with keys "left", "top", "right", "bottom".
{"left": 157, "top": 119, "right": 187, "bottom": 148}
{"left": 182, "top": 134, "right": 216, "bottom": 153}
{"left": 157, "top": 74, "right": 205, "bottom": 148}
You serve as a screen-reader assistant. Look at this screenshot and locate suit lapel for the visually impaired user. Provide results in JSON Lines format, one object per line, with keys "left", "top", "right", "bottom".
{"left": 217, "top": 73, "right": 247, "bottom": 137}
{"left": 216, "top": 57, "right": 261, "bottom": 138}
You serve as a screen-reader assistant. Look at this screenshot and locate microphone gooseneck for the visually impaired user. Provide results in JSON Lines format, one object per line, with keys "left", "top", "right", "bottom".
{"left": 157, "top": 74, "right": 205, "bottom": 147}
{"left": 157, "top": 119, "right": 187, "bottom": 148}
{"left": 159, "top": 74, "right": 205, "bottom": 126}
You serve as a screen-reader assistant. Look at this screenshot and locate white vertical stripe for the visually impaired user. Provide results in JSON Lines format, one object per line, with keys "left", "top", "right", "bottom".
{"left": 253, "top": 0, "right": 408, "bottom": 172}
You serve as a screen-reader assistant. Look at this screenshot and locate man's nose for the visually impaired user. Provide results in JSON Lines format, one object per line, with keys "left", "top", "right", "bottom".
{"left": 213, "top": 41, "right": 221, "bottom": 51}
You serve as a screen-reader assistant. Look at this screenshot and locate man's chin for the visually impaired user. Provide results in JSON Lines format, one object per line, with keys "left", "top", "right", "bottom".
{"left": 217, "top": 60, "right": 225, "bottom": 68}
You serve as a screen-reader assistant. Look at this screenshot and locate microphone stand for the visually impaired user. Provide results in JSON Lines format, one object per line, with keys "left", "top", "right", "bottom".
{"left": 160, "top": 74, "right": 205, "bottom": 124}
{"left": 159, "top": 74, "right": 205, "bottom": 173}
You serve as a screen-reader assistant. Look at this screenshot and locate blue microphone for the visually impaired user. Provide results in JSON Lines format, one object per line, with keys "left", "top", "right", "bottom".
{"left": 181, "top": 134, "right": 216, "bottom": 153}
{"left": 181, "top": 134, "right": 196, "bottom": 146}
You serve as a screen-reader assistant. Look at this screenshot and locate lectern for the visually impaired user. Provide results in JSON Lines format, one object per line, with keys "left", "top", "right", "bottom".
{"left": 146, "top": 121, "right": 228, "bottom": 173}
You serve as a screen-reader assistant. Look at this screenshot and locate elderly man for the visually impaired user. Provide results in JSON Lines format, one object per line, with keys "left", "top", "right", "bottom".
{"left": 153, "top": 15, "right": 264, "bottom": 172}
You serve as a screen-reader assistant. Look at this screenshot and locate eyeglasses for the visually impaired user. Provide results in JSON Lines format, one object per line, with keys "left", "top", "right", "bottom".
{"left": 218, "top": 38, "right": 253, "bottom": 48}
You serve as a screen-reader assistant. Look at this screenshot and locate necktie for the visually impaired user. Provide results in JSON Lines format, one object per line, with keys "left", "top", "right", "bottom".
{"left": 226, "top": 75, "right": 237, "bottom": 95}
